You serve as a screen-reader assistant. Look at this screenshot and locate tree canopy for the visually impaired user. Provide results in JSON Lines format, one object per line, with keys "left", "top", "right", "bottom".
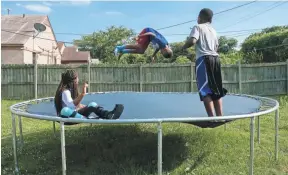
{"left": 73, "top": 25, "right": 288, "bottom": 64}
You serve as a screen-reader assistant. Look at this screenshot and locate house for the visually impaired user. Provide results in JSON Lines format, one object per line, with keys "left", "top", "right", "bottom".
{"left": 58, "top": 42, "right": 91, "bottom": 64}
{"left": 1, "top": 14, "right": 61, "bottom": 64}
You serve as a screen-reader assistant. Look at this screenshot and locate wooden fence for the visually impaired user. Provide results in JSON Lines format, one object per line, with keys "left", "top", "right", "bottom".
{"left": 1, "top": 60, "right": 288, "bottom": 100}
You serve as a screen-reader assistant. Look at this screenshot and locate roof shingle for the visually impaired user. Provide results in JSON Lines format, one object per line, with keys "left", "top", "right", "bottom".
{"left": 62, "top": 46, "right": 90, "bottom": 61}
{"left": 1, "top": 15, "right": 48, "bottom": 44}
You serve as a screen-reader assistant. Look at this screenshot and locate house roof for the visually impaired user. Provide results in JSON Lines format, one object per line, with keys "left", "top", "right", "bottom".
{"left": 62, "top": 46, "right": 90, "bottom": 62}
{"left": 1, "top": 15, "right": 49, "bottom": 45}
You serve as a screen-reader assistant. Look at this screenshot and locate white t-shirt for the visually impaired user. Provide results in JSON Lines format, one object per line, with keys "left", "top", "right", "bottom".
{"left": 189, "top": 23, "right": 219, "bottom": 60}
{"left": 62, "top": 90, "right": 76, "bottom": 110}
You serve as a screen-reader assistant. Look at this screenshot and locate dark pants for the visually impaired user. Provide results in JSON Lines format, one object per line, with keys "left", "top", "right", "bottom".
{"left": 77, "top": 106, "right": 109, "bottom": 119}
{"left": 195, "top": 55, "right": 228, "bottom": 101}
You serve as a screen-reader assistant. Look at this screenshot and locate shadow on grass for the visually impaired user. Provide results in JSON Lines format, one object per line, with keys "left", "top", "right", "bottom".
{"left": 2, "top": 124, "right": 192, "bottom": 175}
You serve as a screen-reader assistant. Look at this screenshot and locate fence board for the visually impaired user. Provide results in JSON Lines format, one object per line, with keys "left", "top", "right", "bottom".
{"left": 1, "top": 61, "right": 288, "bottom": 100}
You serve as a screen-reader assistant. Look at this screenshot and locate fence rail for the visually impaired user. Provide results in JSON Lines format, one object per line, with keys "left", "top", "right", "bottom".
{"left": 2, "top": 60, "right": 288, "bottom": 100}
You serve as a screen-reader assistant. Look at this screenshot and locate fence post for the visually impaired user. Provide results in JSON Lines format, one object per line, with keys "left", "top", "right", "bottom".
{"left": 139, "top": 64, "right": 143, "bottom": 92}
{"left": 286, "top": 59, "right": 288, "bottom": 95}
{"left": 33, "top": 53, "right": 38, "bottom": 99}
{"left": 238, "top": 61, "right": 242, "bottom": 94}
{"left": 190, "top": 62, "right": 194, "bottom": 92}
{"left": 88, "top": 60, "right": 91, "bottom": 93}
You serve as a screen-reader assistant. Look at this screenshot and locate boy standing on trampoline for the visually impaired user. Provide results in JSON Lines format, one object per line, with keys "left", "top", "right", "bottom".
{"left": 114, "top": 27, "right": 173, "bottom": 62}
{"left": 182, "top": 8, "right": 227, "bottom": 117}
{"left": 54, "top": 69, "right": 124, "bottom": 120}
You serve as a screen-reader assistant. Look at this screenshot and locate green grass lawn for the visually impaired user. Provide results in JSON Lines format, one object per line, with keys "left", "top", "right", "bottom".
{"left": 1, "top": 96, "right": 288, "bottom": 175}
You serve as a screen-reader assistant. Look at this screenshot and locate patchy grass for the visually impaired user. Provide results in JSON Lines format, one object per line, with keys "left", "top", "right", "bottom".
{"left": 1, "top": 96, "right": 288, "bottom": 175}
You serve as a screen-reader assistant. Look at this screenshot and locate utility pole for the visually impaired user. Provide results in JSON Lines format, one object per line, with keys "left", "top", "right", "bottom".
{"left": 6, "top": 8, "right": 11, "bottom": 15}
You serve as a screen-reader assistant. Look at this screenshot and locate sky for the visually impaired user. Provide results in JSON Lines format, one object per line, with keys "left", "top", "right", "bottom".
{"left": 1, "top": 1, "right": 288, "bottom": 48}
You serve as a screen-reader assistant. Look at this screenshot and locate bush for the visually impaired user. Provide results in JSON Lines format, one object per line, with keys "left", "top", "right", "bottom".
{"left": 175, "top": 56, "right": 191, "bottom": 64}
{"left": 241, "top": 26, "right": 288, "bottom": 63}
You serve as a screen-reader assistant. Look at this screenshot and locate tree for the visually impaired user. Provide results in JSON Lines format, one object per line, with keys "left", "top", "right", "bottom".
{"left": 175, "top": 56, "right": 191, "bottom": 63}
{"left": 241, "top": 25, "right": 288, "bottom": 63}
{"left": 169, "top": 41, "right": 196, "bottom": 62}
{"left": 218, "top": 36, "right": 238, "bottom": 54}
{"left": 74, "top": 26, "right": 135, "bottom": 63}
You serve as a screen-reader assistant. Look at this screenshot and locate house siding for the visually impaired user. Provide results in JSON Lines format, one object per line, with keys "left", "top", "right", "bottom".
{"left": 1, "top": 15, "right": 62, "bottom": 65}
{"left": 1, "top": 46, "right": 24, "bottom": 64}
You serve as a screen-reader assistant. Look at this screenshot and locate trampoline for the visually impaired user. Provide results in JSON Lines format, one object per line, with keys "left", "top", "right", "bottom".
{"left": 10, "top": 92, "right": 280, "bottom": 175}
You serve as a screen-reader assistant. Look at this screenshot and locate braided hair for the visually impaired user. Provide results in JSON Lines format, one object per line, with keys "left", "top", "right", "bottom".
{"left": 54, "top": 69, "right": 79, "bottom": 115}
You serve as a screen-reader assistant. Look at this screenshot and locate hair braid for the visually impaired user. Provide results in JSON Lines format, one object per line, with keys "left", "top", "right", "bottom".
{"left": 54, "top": 69, "right": 79, "bottom": 115}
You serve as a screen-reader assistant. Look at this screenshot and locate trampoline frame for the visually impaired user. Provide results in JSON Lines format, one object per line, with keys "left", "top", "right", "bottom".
{"left": 9, "top": 92, "right": 280, "bottom": 175}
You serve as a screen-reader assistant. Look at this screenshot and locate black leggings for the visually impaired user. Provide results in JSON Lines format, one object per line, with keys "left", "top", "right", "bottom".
{"left": 77, "top": 106, "right": 110, "bottom": 119}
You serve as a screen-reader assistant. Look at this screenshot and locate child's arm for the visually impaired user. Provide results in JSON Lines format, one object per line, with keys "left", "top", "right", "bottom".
{"left": 73, "top": 82, "right": 88, "bottom": 106}
{"left": 152, "top": 48, "right": 160, "bottom": 57}
{"left": 138, "top": 32, "right": 156, "bottom": 38}
{"left": 182, "top": 37, "right": 197, "bottom": 50}
{"left": 182, "top": 26, "right": 199, "bottom": 50}
{"left": 133, "top": 32, "right": 156, "bottom": 41}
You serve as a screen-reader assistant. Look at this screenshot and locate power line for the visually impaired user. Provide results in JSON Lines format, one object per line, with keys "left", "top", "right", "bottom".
{"left": 2, "top": 27, "right": 264, "bottom": 37}
{"left": 254, "top": 43, "right": 288, "bottom": 51}
{"left": 222, "top": 1, "right": 287, "bottom": 30}
{"left": 2, "top": 29, "right": 287, "bottom": 52}
{"left": 155, "top": 0, "right": 258, "bottom": 31}
{"left": 2, "top": 27, "right": 258, "bottom": 46}
{"left": 1, "top": 29, "right": 75, "bottom": 44}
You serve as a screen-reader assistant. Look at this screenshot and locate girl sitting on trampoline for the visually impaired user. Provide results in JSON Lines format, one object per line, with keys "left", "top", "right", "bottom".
{"left": 114, "top": 27, "right": 173, "bottom": 62}
{"left": 54, "top": 69, "right": 124, "bottom": 120}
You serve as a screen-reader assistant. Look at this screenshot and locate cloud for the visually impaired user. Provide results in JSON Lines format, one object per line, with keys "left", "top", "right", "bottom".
{"left": 16, "top": 3, "right": 21, "bottom": 6}
{"left": 90, "top": 11, "right": 124, "bottom": 17}
{"left": 24, "top": 4, "right": 52, "bottom": 13}
{"left": 58, "top": 0, "right": 91, "bottom": 6}
{"left": 105, "top": 11, "right": 124, "bottom": 16}
{"left": 42, "top": 2, "right": 52, "bottom": 6}
{"left": 70, "top": 0, "right": 91, "bottom": 6}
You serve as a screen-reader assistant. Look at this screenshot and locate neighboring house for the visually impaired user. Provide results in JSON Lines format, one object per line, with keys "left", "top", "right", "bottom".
{"left": 58, "top": 42, "right": 91, "bottom": 64}
{"left": 1, "top": 14, "right": 61, "bottom": 64}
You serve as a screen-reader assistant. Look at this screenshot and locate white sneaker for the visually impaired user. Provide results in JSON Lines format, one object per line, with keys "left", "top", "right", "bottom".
{"left": 114, "top": 47, "right": 119, "bottom": 57}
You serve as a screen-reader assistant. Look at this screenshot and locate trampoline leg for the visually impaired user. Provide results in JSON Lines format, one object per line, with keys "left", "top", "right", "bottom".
{"left": 275, "top": 109, "right": 279, "bottom": 160}
{"left": 60, "top": 122, "right": 67, "bottom": 175}
{"left": 18, "top": 116, "right": 24, "bottom": 146}
{"left": 53, "top": 122, "right": 56, "bottom": 138}
{"left": 157, "top": 122, "right": 163, "bottom": 175}
{"left": 249, "top": 117, "right": 255, "bottom": 175}
{"left": 12, "top": 113, "right": 20, "bottom": 174}
{"left": 257, "top": 116, "right": 260, "bottom": 144}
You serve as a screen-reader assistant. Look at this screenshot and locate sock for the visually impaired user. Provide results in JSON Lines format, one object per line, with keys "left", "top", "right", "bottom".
{"left": 122, "top": 49, "right": 133, "bottom": 53}
{"left": 116, "top": 45, "right": 126, "bottom": 51}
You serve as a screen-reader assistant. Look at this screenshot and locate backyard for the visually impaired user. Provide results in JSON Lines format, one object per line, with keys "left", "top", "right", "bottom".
{"left": 1, "top": 95, "right": 288, "bottom": 175}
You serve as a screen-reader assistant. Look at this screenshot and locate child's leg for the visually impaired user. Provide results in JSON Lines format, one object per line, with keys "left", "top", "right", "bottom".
{"left": 78, "top": 105, "right": 124, "bottom": 119}
{"left": 117, "top": 44, "right": 145, "bottom": 53}
{"left": 195, "top": 56, "right": 215, "bottom": 117}
{"left": 203, "top": 96, "right": 215, "bottom": 116}
{"left": 213, "top": 98, "right": 223, "bottom": 116}
{"left": 204, "top": 55, "right": 227, "bottom": 117}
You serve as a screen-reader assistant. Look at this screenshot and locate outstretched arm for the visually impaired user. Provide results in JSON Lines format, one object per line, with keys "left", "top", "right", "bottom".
{"left": 182, "top": 37, "right": 197, "bottom": 50}
{"left": 138, "top": 32, "right": 156, "bottom": 38}
{"left": 152, "top": 48, "right": 160, "bottom": 57}
{"left": 151, "top": 48, "right": 160, "bottom": 62}
{"left": 182, "top": 26, "right": 199, "bottom": 50}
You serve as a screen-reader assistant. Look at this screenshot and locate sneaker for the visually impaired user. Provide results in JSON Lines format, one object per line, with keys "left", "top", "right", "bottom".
{"left": 107, "top": 104, "right": 124, "bottom": 119}
{"left": 114, "top": 47, "right": 119, "bottom": 57}
{"left": 87, "top": 115, "right": 100, "bottom": 119}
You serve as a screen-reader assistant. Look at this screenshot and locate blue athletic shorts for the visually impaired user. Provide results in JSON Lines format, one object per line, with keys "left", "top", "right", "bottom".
{"left": 195, "top": 55, "right": 227, "bottom": 101}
